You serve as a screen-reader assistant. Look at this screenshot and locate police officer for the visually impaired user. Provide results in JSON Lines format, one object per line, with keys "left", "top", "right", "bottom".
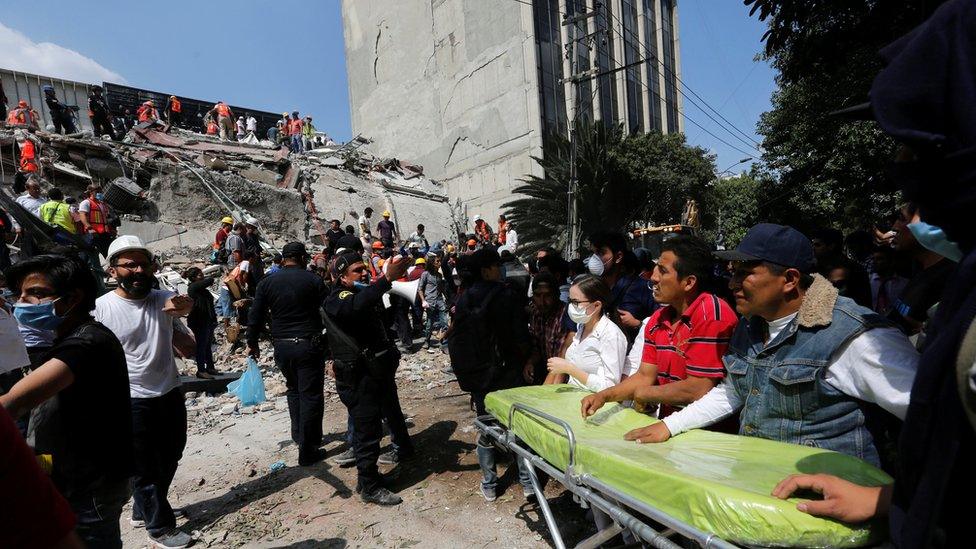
{"left": 248, "top": 242, "right": 330, "bottom": 466}
{"left": 324, "top": 250, "right": 414, "bottom": 506}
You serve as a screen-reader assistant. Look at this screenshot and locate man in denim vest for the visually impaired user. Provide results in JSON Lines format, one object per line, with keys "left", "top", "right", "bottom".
{"left": 632, "top": 224, "right": 918, "bottom": 467}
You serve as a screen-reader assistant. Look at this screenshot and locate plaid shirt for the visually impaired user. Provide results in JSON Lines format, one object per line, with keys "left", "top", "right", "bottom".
{"left": 528, "top": 302, "right": 568, "bottom": 361}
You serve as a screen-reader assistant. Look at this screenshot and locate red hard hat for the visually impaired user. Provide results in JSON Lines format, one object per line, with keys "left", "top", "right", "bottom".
{"left": 18, "top": 100, "right": 27, "bottom": 108}
{"left": 371, "top": 241, "right": 384, "bottom": 250}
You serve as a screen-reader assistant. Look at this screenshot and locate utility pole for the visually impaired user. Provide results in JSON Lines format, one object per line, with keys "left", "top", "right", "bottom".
{"left": 561, "top": 4, "right": 600, "bottom": 260}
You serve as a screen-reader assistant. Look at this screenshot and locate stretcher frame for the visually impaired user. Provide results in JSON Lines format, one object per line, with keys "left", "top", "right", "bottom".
{"left": 475, "top": 402, "right": 740, "bottom": 549}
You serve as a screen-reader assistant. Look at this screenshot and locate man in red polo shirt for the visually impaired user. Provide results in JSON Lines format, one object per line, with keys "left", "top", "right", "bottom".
{"left": 581, "top": 235, "right": 738, "bottom": 438}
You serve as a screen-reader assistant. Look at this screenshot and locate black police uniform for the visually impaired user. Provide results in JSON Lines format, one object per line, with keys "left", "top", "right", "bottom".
{"left": 324, "top": 278, "right": 413, "bottom": 494}
{"left": 248, "top": 265, "right": 330, "bottom": 464}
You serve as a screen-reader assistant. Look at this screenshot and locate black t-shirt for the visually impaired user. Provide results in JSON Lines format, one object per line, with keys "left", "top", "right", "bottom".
{"left": 35, "top": 321, "right": 132, "bottom": 496}
{"left": 887, "top": 258, "right": 956, "bottom": 333}
{"left": 187, "top": 276, "right": 217, "bottom": 327}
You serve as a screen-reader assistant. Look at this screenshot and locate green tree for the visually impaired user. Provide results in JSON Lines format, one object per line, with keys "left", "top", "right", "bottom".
{"left": 503, "top": 120, "right": 715, "bottom": 254}
{"left": 745, "top": 0, "right": 945, "bottom": 233}
{"left": 701, "top": 171, "right": 762, "bottom": 249}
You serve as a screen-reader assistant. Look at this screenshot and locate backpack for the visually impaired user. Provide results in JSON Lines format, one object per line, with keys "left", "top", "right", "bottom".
{"left": 448, "top": 284, "right": 504, "bottom": 393}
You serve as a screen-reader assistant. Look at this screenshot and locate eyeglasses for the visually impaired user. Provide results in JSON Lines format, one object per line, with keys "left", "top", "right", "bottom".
{"left": 568, "top": 299, "right": 592, "bottom": 306}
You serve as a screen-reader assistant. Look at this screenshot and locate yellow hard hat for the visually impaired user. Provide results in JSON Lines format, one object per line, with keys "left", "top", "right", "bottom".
{"left": 415, "top": 257, "right": 426, "bottom": 265}
{"left": 382, "top": 210, "right": 391, "bottom": 217}
{"left": 221, "top": 216, "right": 233, "bottom": 225}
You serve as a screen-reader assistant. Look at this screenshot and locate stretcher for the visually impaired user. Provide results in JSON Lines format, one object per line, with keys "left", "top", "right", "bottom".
{"left": 474, "top": 385, "right": 892, "bottom": 548}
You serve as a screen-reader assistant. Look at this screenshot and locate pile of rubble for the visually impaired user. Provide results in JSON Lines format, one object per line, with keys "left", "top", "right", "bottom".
{"left": 1, "top": 123, "right": 459, "bottom": 261}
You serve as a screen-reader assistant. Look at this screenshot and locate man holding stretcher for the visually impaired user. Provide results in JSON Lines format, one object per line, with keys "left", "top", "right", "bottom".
{"left": 603, "top": 224, "right": 918, "bottom": 468}
{"left": 581, "top": 235, "right": 738, "bottom": 436}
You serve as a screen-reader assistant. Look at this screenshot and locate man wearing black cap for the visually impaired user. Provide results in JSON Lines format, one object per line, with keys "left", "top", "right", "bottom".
{"left": 773, "top": 2, "right": 976, "bottom": 541}
{"left": 248, "top": 242, "right": 330, "bottom": 466}
{"left": 324, "top": 250, "right": 413, "bottom": 505}
{"left": 630, "top": 224, "right": 918, "bottom": 467}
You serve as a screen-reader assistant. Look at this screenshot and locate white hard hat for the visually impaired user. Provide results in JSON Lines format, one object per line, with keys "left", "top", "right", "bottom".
{"left": 473, "top": 214, "right": 482, "bottom": 222}
{"left": 107, "top": 235, "right": 152, "bottom": 262}
{"left": 245, "top": 216, "right": 259, "bottom": 227}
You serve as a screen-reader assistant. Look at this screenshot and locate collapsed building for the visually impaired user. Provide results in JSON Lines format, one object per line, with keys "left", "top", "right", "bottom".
{"left": 0, "top": 123, "right": 460, "bottom": 264}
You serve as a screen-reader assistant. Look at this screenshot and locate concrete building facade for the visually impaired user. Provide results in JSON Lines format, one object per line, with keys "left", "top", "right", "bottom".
{"left": 341, "top": 0, "right": 682, "bottom": 221}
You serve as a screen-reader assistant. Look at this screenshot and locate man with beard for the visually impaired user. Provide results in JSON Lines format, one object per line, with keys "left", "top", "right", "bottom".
{"left": 94, "top": 235, "right": 194, "bottom": 549}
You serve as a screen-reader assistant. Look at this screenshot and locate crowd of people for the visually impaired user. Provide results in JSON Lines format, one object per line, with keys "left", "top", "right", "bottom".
{"left": 1, "top": 80, "right": 332, "bottom": 154}
{"left": 0, "top": 3, "right": 974, "bottom": 548}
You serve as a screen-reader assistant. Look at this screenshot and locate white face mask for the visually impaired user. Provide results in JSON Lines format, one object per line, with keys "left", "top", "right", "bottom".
{"left": 568, "top": 302, "right": 595, "bottom": 324}
{"left": 586, "top": 254, "right": 610, "bottom": 276}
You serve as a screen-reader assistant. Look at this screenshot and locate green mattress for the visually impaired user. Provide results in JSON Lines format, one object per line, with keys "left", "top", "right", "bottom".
{"left": 484, "top": 385, "right": 892, "bottom": 548}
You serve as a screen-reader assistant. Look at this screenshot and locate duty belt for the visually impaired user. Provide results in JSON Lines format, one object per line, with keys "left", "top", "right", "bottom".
{"left": 274, "top": 336, "right": 316, "bottom": 344}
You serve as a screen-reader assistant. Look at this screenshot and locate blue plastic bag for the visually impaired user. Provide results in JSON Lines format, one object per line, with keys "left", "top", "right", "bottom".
{"left": 227, "top": 357, "right": 266, "bottom": 406}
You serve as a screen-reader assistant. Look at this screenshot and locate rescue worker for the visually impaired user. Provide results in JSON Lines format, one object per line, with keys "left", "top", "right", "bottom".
{"left": 136, "top": 100, "right": 158, "bottom": 124}
{"left": 209, "top": 101, "right": 235, "bottom": 141}
{"left": 288, "top": 111, "right": 303, "bottom": 153}
{"left": 6, "top": 100, "right": 39, "bottom": 129}
{"left": 42, "top": 85, "right": 77, "bottom": 134}
{"left": 79, "top": 184, "right": 117, "bottom": 257}
{"left": 87, "top": 85, "right": 116, "bottom": 140}
{"left": 302, "top": 116, "right": 316, "bottom": 151}
{"left": 14, "top": 129, "right": 38, "bottom": 177}
{"left": 324, "top": 251, "right": 414, "bottom": 506}
{"left": 164, "top": 95, "right": 181, "bottom": 133}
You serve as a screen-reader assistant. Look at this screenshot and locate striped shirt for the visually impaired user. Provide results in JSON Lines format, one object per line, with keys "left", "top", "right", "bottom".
{"left": 640, "top": 292, "right": 738, "bottom": 418}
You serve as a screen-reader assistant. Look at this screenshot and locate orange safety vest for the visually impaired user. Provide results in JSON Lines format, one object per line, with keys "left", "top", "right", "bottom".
{"left": 206, "top": 121, "right": 218, "bottom": 135}
{"left": 170, "top": 98, "right": 182, "bottom": 113}
{"left": 6, "top": 108, "right": 26, "bottom": 126}
{"left": 137, "top": 105, "right": 156, "bottom": 122}
{"left": 18, "top": 140, "right": 37, "bottom": 173}
{"left": 84, "top": 197, "right": 111, "bottom": 234}
{"left": 216, "top": 103, "right": 231, "bottom": 117}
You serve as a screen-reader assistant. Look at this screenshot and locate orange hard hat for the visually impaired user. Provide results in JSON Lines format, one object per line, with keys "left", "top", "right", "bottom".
{"left": 371, "top": 241, "right": 384, "bottom": 250}
{"left": 467, "top": 239, "right": 476, "bottom": 247}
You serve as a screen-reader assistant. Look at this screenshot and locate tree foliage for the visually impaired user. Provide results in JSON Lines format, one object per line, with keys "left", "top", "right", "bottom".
{"left": 746, "top": 0, "right": 946, "bottom": 233}
{"left": 503, "top": 120, "right": 715, "bottom": 254}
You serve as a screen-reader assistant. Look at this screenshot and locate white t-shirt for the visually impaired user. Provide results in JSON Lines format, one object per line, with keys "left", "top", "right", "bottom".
{"left": 662, "top": 313, "right": 919, "bottom": 436}
{"left": 246, "top": 116, "right": 257, "bottom": 132}
{"left": 564, "top": 315, "right": 628, "bottom": 392}
{"left": 507, "top": 228, "right": 518, "bottom": 250}
{"left": 95, "top": 289, "right": 180, "bottom": 399}
{"left": 623, "top": 317, "right": 653, "bottom": 377}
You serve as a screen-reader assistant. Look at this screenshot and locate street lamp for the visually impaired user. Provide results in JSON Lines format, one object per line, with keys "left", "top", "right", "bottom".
{"left": 718, "top": 157, "right": 753, "bottom": 177}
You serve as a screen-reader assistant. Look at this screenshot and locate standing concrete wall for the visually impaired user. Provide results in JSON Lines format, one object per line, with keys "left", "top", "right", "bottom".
{"left": 341, "top": 0, "right": 545, "bottom": 224}
{"left": 1, "top": 68, "right": 93, "bottom": 132}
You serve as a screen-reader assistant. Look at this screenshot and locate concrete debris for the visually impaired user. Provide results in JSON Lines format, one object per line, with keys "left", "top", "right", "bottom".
{"left": 1, "top": 122, "right": 455, "bottom": 260}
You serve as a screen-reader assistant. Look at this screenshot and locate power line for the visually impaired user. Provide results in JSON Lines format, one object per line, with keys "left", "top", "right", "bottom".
{"left": 601, "top": 6, "right": 763, "bottom": 154}
{"left": 499, "top": 0, "right": 761, "bottom": 157}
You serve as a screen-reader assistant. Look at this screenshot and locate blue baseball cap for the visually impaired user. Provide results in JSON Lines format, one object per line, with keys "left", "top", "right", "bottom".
{"left": 714, "top": 223, "right": 817, "bottom": 273}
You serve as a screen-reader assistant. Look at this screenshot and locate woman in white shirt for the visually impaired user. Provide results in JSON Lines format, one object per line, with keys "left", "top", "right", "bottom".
{"left": 545, "top": 274, "right": 627, "bottom": 391}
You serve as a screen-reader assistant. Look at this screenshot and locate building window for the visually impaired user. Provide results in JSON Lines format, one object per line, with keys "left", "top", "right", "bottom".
{"left": 642, "top": 0, "right": 663, "bottom": 132}
{"left": 595, "top": 1, "right": 618, "bottom": 130}
{"left": 660, "top": 0, "right": 679, "bottom": 133}
{"left": 534, "top": 0, "right": 568, "bottom": 138}
{"left": 567, "top": 0, "right": 594, "bottom": 124}
{"left": 622, "top": 0, "right": 644, "bottom": 134}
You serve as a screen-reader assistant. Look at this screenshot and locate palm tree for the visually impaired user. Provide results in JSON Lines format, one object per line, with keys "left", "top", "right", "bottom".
{"left": 502, "top": 119, "right": 630, "bottom": 254}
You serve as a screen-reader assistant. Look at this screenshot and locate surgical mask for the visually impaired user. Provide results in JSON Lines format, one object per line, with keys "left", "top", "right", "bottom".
{"left": 353, "top": 281, "right": 369, "bottom": 290}
{"left": 95, "top": 193, "right": 105, "bottom": 201}
{"left": 567, "top": 302, "right": 595, "bottom": 325}
{"left": 908, "top": 221, "right": 963, "bottom": 262}
{"left": 13, "top": 298, "right": 64, "bottom": 330}
{"left": 586, "top": 254, "right": 610, "bottom": 276}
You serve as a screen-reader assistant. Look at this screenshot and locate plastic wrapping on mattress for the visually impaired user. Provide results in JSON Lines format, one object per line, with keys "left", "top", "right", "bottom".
{"left": 485, "top": 385, "right": 892, "bottom": 548}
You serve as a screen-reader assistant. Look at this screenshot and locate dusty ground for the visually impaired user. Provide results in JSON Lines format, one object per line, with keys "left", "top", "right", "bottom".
{"left": 121, "top": 344, "right": 595, "bottom": 548}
